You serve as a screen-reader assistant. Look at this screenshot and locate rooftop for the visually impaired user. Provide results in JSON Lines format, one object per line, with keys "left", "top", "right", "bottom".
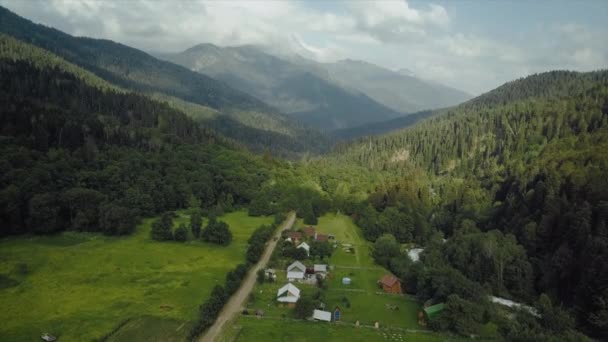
{"left": 380, "top": 274, "right": 400, "bottom": 287}
{"left": 302, "top": 226, "right": 316, "bottom": 237}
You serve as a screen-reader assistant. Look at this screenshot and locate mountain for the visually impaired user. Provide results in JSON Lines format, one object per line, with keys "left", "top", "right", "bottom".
{"left": 162, "top": 43, "right": 402, "bottom": 131}
{"left": 0, "top": 6, "right": 329, "bottom": 156}
{"left": 324, "top": 59, "right": 472, "bottom": 114}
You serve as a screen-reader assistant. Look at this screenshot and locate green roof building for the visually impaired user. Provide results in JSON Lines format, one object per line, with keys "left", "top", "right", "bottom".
{"left": 423, "top": 303, "right": 445, "bottom": 320}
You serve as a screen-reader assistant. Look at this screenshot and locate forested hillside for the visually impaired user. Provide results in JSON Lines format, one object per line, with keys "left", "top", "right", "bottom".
{"left": 308, "top": 70, "right": 608, "bottom": 339}
{"left": 0, "top": 6, "right": 329, "bottom": 156}
{"left": 0, "top": 35, "right": 328, "bottom": 237}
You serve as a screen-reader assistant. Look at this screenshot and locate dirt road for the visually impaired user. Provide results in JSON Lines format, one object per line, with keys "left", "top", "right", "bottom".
{"left": 200, "top": 212, "right": 295, "bottom": 342}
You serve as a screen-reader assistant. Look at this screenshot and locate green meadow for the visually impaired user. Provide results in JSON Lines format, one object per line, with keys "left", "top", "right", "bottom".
{"left": 0, "top": 210, "right": 271, "bottom": 341}
{"left": 223, "top": 213, "right": 452, "bottom": 341}
{"left": 220, "top": 317, "right": 450, "bottom": 342}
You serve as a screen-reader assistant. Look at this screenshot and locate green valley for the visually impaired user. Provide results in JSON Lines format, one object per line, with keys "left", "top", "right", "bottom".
{"left": 0, "top": 3, "right": 607, "bottom": 342}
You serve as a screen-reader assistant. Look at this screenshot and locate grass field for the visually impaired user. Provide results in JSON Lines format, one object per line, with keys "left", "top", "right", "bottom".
{"left": 0, "top": 210, "right": 271, "bottom": 341}
{"left": 220, "top": 213, "right": 454, "bottom": 341}
{"left": 220, "top": 317, "right": 452, "bottom": 342}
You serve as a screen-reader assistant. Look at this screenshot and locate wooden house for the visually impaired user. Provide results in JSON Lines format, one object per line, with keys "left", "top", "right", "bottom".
{"left": 378, "top": 274, "right": 402, "bottom": 294}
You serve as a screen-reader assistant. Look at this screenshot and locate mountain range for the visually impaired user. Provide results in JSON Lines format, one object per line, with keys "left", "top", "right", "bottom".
{"left": 160, "top": 44, "right": 471, "bottom": 131}
{"left": 0, "top": 6, "right": 327, "bottom": 156}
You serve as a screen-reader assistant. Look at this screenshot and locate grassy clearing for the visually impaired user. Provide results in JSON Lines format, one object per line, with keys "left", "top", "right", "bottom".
{"left": 222, "top": 213, "right": 453, "bottom": 341}
{"left": 0, "top": 210, "right": 271, "bottom": 341}
{"left": 220, "top": 317, "right": 452, "bottom": 342}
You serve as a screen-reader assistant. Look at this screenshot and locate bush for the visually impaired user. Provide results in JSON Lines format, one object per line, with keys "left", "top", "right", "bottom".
{"left": 246, "top": 224, "right": 275, "bottom": 264}
{"left": 294, "top": 295, "right": 315, "bottom": 319}
{"left": 274, "top": 212, "right": 287, "bottom": 225}
{"left": 150, "top": 212, "right": 174, "bottom": 241}
{"left": 174, "top": 224, "right": 188, "bottom": 242}
{"left": 257, "top": 269, "right": 266, "bottom": 284}
{"left": 201, "top": 219, "right": 232, "bottom": 245}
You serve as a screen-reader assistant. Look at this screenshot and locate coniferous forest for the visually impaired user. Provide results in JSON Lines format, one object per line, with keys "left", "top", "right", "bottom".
{"left": 0, "top": 4, "right": 606, "bottom": 342}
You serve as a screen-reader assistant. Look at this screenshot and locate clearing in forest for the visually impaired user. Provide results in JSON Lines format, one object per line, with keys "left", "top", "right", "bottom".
{"left": 220, "top": 213, "right": 447, "bottom": 341}
{"left": 0, "top": 210, "right": 272, "bottom": 341}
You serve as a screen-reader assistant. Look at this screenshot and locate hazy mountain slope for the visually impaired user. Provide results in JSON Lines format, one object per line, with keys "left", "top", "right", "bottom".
{"left": 162, "top": 44, "right": 402, "bottom": 131}
{"left": 325, "top": 59, "right": 472, "bottom": 113}
{"left": 0, "top": 6, "right": 330, "bottom": 155}
{"left": 330, "top": 110, "right": 434, "bottom": 141}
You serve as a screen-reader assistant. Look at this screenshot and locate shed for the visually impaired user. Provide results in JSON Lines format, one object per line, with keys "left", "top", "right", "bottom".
{"left": 378, "top": 274, "right": 402, "bottom": 294}
{"left": 314, "top": 264, "right": 327, "bottom": 273}
{"left": 423, "top": 303, "right": 445, "bottom": 320}
{"left": 342, "top": 277, "right": 352, "bottom": 285}
{"left": 333, "top": 306, "right": 341, "bottom": 321}
{"left": 313, "top": 309, "right": 332, "bottom": 322}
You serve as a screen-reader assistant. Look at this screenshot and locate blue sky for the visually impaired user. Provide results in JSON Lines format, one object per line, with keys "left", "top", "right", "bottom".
{"left": 1, "top": 0, "right": 606, "bottom": 94}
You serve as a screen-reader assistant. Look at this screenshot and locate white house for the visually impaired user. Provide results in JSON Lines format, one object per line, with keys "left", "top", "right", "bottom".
{"left": 287, "top": 261, "right": 306, "bottom": 281}
{"left": 297, "top": 242, "right": 310, "bottom": 256}
{"left": 313, "top": 264, "right": 327, "bottom": 273}
{"left": 313, "top": 309, "right": 332, "bottom": 322}
{"left": 277, "top": 283, "right": 300, "bottom": 305}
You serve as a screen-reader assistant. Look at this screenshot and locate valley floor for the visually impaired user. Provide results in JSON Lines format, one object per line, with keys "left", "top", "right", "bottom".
{"left": 218, "top": 214, "right": 459, "bottom": 342}
{"left": 0, "top": 210, "right": 272, "bottom": 341}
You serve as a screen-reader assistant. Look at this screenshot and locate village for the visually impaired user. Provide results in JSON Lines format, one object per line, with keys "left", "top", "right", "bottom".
{"left": 231, "top": 214, "right": 446, "bottom": 339}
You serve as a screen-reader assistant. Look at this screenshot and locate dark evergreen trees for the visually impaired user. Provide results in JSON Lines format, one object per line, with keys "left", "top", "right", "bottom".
{"left": 201, "top": 218, "right": 232, "bottom": 246}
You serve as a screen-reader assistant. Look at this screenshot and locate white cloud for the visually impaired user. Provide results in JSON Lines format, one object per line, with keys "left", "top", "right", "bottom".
{"left": 0, "top": 0, "right": 606, "bottom": 94}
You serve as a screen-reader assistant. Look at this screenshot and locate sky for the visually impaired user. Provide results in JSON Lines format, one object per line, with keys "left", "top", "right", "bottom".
{"left": 1, "top": 0, "right": 607, "bottom": 94}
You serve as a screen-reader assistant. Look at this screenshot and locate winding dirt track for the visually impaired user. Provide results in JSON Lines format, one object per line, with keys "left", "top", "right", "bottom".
{"left": 200, "top": 212, "right": 296, "bottom": 342}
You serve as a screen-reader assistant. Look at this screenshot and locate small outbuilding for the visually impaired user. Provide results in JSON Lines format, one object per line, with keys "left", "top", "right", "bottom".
{"left": 342, "top": 277, "right": 352, "bottom": 285}
{"left": 423, "top": 303, "right": 445, "bottom": 321}
{"left": 314, "top": 264, "right": 327, "bottom": 273}
{"left": 313, "top": 309, "right": 332, "bottom": 322}
{"left": 378, "top": 274, "right": 402, "bottom": 294}
{"left": 333, "top": 306, "right": 341, "bottom": 321}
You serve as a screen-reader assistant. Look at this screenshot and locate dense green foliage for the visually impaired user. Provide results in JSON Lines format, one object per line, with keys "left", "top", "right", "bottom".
{"left": 201, "top": 218, "right": 233, "bottom": 246}
{"left": 0, "top": 37, "right": 280, "bottom": 237}
{"left": 150, "top": 212, "right": 175, "bottom": 241}
{"left": 313, "top": 70, "right": 608, "bottom": 339}
{"left": 245, "top": 224, "right": 275, "bottom": 264}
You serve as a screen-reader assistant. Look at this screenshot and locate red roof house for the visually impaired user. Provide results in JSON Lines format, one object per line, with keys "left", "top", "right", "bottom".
{"left": 302, "top": 226, "right": 316, "bottom": 238}
{"left": 315, "top": 233, "right": 329, "bottom": 242}
{"left": 379, "top": 274, "right": 402, "bottom": 294}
